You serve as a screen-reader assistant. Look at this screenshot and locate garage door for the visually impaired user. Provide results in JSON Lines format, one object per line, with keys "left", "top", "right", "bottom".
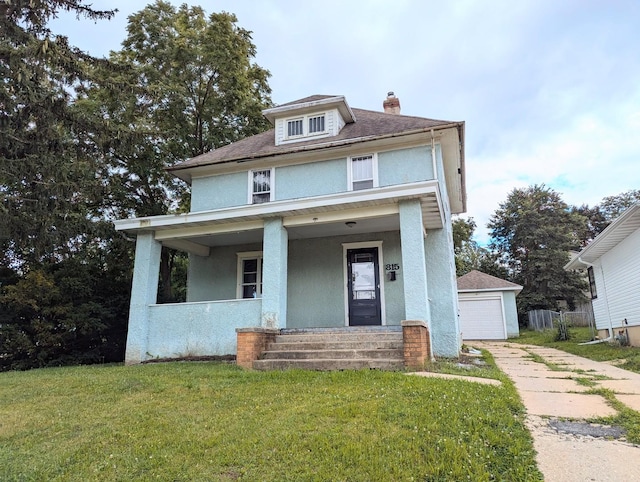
{"left": 459, "top": 296, "right": 506, "bottom": 340}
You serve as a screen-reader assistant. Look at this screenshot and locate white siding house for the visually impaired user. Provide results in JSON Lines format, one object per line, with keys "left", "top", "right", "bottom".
{"left": 565, "top": 204, "right": 640, "bottom": 345}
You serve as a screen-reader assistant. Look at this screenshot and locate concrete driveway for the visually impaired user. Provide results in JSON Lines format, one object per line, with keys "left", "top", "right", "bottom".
{"left": 476, "top": 341, "right": 640, "bottom": 482}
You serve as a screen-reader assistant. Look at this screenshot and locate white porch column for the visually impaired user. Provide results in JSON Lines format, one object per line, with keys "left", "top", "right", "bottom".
{"left": 125, "top": 232, "right": 162, "bottom": 364}
{"left": 261, "top": 217, "right": 288, "bottom": 328}
{"left": 399, "top": 199, "right": 431, "bottom": 325}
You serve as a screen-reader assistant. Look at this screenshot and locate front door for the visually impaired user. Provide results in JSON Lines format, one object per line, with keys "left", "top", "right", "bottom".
{"left": 347, "top": 247, "right": 382, "bottom": 326}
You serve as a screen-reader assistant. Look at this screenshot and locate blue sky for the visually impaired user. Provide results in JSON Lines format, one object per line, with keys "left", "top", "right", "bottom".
{"left": 50, "top": 0, "right": 640, "bottom": 243}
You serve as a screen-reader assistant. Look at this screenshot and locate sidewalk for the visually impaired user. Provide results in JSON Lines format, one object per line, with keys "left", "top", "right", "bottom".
{"left": 476, "top": 341, "right": 640, "bottom": 482}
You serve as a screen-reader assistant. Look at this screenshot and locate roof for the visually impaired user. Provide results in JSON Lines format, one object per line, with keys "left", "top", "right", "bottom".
{"left": 565, "top": 203, "right": 640, "bottom": 269}
{"left": 457, "top": 270, "right": 523, "bottom": 293}
{"left": 168, "top": 103, "right": 463, "bottom": 182}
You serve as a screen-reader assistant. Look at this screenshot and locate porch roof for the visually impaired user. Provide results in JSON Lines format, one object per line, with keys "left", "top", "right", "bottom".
{"left": 114, "top": 180, "right": 444, "bottom": 256}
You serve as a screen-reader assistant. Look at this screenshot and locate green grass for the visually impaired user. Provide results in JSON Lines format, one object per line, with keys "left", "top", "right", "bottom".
{"left": 1, "top": 362, "right": 542, "bottom": 481}
{"left": 515, "top": 328, "right": 640, "bottom": 374}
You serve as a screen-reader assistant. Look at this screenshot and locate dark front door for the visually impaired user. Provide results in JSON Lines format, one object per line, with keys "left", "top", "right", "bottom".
{"left": 347, "top": 247, "right": 382, "bottom": 326}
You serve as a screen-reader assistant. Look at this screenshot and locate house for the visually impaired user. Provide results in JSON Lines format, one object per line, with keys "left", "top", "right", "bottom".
{"left": 565, "top": 204, "right": 640, "bottom": 345}
{"left": 114, "top": 93, "right": 466, "bottom": 365}
{"left": 456, "top": 270, "right": 522, "bottom": 340}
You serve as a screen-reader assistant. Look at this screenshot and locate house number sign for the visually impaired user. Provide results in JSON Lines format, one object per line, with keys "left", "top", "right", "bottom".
{"left": 385, "top": 264, "right": 400, "bottom": 271}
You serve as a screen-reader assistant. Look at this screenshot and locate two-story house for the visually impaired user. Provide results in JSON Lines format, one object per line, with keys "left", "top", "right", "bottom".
{"left": 114, "top": 93, "right": 466, "bottom": 366}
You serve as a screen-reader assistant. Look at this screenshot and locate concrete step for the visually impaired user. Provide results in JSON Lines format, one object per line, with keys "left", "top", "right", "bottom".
{"left": 271, "top": 340, "right": 403, "bottom": 351}
{"left": 274, "top": 333, "right": 403, "bottom": 344}
{"left": 261, "top": 348, "right": 403, "bottom": 360}
{"left": 253, "top": 358, "right": 405, "bottom": 371}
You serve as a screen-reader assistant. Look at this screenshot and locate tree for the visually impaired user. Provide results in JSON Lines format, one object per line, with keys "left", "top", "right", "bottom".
{"left": 452, "top": 217, "right": 508, "bottom": 278}
{"left": 599, "top": 189, "right": 640, "bottom": 221}
{"left": 0, "top": 1, "right": 116, "bottom": 269}
{"left": 488, "top": 185, "right": 587, "bottom": 318}
{"left": 80, "top": 0, "right": 272, "bottom": 301}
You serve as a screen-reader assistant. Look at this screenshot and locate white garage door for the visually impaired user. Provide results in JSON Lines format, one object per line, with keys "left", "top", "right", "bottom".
{"left": 459, "top": 296, "right": 506, "bottom": 340}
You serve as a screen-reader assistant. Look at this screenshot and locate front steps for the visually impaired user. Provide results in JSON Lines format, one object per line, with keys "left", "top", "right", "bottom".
{"left": 252, "top": 327, "right": 405, "bottom": 371}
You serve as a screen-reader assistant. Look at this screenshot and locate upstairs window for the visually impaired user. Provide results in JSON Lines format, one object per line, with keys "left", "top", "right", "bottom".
{"left": 287, "top": 119, "right": 303, "bottom": 137}
{"left": 308, "top": 115, "right": 325, "bottom": 134}
{"left": 237, "top": 252, "right": 263, "bottom": 299}
{"left": 349, "top": 154, "right": 378, "bottom": 191}
{"left": 587, "top": 266, "right": 597, "bottom": 299}
{"left": 284, "top": 113, "right": 327, "bottom": 140}
{"left": 250, "top": 169, "right": 273, "bottom": 204}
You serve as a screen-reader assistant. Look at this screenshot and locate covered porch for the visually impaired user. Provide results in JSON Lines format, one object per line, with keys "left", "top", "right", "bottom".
{"left": 115, "top": 180, "right": 458, "bottom": 363}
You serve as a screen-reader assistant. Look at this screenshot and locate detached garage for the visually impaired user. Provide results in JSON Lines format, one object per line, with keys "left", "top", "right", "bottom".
{"left": 457, "top": 270, "right": 522, "bottom": 340}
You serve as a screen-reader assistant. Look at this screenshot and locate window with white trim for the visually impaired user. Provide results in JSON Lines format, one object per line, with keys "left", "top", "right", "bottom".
{"left": 284, "top": 113, "right": 326, "bottom": 139}
{"left": 349, "top": 154, "right": 378, "bottom": 191}
{"left": 249, "top": 169, "right": 273, "bottom": 204}
{"left": 237, "top": 252, "right": 263, "bottom": 299}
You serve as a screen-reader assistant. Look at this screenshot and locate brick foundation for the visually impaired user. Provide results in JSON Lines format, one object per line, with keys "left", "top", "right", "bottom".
{"left": 236, "top": 328, "right": 279, "bottom": 369}
{"left": 401, "top": 320, "right": 431, "bottom": 369}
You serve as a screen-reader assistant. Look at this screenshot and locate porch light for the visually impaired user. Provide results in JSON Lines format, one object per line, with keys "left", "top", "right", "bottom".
{"left": 345, "top": 221, "right": 357, "bottom": 228}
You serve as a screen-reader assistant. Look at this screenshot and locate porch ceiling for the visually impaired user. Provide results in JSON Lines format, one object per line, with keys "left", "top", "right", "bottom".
{"left": 114, "top": 181, "right": 444, "bottom": 253}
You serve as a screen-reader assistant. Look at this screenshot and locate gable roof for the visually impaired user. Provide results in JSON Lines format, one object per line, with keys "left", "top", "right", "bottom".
{"left": 565, "top": 203, "right": 640, "bottom": 269}
{"left": 167, "top": 103, "right": 463, "bottom": 183}
{"left": 457, "top": 270, "right": 522, "bottom": 293}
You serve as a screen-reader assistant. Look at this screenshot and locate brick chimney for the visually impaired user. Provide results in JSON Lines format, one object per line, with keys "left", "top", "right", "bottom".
{"left": 383, "top": 91, "right": 401, "bottom": 115}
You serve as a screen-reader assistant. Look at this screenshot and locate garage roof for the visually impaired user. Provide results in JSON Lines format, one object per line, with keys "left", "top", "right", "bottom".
{"left": 457, "top": 270, "right": 522, "bottom": 293}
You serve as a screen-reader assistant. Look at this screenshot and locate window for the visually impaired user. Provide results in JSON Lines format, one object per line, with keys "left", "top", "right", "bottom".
{"left": 284, "top": 113, "right": 326, "bottom": 139}
{"left": 250, "top": 169, "right": 273, "bottom": 204}
{"left": 287, "top": 119, "right": 303, "bottom": 137}
{"left": 587, "top": 266, "right": 597, "bottom": 299}
{"left": 308, "top": 115, "right": 325, "bottom": 134}
{"left": 237, "top": 252, "right": 263, "bottom": 299}
{"left": 349, "top": 154, "right": 377, "bottom": 191}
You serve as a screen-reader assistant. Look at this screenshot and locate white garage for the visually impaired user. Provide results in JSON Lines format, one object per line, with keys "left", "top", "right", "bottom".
{"left": 457, "top": 270, "right": 522, "bottom": 341}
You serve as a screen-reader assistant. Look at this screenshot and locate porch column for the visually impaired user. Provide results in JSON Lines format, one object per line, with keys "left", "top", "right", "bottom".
{"left": 125, "top": 232, "right": 162, "bottom": 364}
{"left": 261, "top": 217, "right": 288, "bottom": 328}
{"left": 399, "top": 199, "right": 431, "bottom": 325}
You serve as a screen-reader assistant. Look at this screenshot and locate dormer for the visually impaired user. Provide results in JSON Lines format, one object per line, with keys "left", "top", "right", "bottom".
{"left": 262, "top": 95, "right": 356, "bottom": 146}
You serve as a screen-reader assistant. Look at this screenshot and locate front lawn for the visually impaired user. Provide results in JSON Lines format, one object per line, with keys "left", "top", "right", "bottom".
{"left": 0, "top": 362, "right": 542, "bottom": 481}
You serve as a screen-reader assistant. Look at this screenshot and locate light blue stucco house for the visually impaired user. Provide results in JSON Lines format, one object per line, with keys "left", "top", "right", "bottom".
{"left": 115, "top": 93, "right": 466, "bottom": 363}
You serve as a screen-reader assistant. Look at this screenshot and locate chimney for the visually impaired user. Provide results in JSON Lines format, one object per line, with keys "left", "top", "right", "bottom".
{"left": 383, "top": 91, "right": 401, "bottom": 115}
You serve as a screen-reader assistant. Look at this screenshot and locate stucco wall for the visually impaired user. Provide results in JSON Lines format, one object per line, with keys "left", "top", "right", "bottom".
{"left": 146, "top": 299, "right": 261, "bottom": 357}
{"left": 187, "top": 242, "right": 262, "bottom": 302}
{"left": 378, "top": 146, "right": 433, "bottom": 187}
{"left": 286, "top": 231, "right": 405, "bottom": 328}
{"left": 188, "top": 146, "right": 436, "bottom": 212}
{"left": 424, "top": 144, "right": 461, "bottom": 357}
{"left": 191, "top": 171, "right": 247, "bottom": 212}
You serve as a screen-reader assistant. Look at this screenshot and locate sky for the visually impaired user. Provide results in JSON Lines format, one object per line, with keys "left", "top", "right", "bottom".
{"left": 50, "top": 0, "right": 640, "bottom": 244}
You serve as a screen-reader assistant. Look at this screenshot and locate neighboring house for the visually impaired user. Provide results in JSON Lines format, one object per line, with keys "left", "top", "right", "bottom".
{"left": 115, "top": 93, "right": 466, "bottom": 363}
{"left": 565, "top": 204, "right": 640, "bottom": 345}
{"left": 457, "top": 270, "right": 522, "bottom": 340}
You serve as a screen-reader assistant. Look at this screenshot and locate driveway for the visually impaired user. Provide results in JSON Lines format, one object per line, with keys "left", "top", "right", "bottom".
{"left": 476, "top": 341, "right": 640, "bottom": 482}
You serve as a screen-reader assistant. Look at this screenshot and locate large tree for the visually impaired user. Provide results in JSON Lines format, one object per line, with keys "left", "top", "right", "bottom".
{"left": 0, "top": 1, "right": 116, "bottom": 269}
{"left": 488, "top": 185, "right": 587, "bottom": 318}
{"left": 452, "top": 217, "right": 508, "bottom": 278}
{"left": 80, "top": 0, "right": 272, "bottom": 301}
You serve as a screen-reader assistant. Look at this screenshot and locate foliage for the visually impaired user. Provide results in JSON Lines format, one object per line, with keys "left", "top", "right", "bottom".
{"left": 79, "top": 0, "right": 273, "bottom": 301}
{"left": 488, "top": 184, "right": 587, "bottom": 317}
{"left": 0, "top": 248, "right": 130, "bottom": 371}
{"left": 0, "top": 363, "right": 542, "bottom": 481}
{"left": 599, "top": 189, "right": 640, "bottom": 220}
{"left": 452, "top": 217, "right": 508, "bottom": 278}
{"left": 0, "top": 1, "right": 116, "bottom": 268}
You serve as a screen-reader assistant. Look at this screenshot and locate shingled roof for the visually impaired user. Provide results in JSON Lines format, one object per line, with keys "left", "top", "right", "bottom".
{"left": 457, "top": 270, "right": 522, "bottom": 292}
{"left": 167, "top": 99, "right": 463, "bottom": 182}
